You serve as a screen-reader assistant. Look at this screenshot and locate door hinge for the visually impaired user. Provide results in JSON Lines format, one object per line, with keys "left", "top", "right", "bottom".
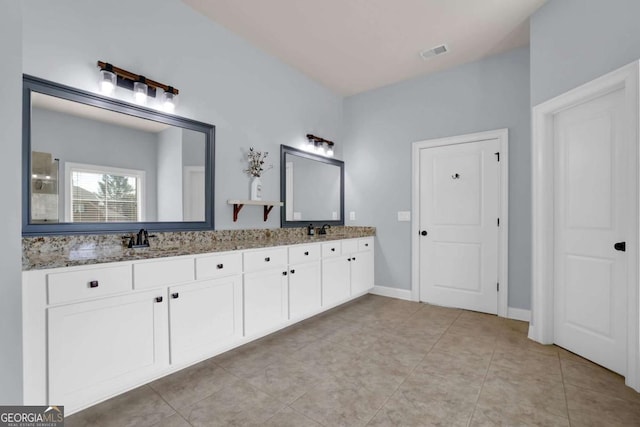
{"left": 497, "top": 218, "right": 500, "bottom": 226}
{"left": 497, "top": 282, "right": 500, "bottom": 292}
{"left": 494, "top": 152, "right": 500, "bottom": 162}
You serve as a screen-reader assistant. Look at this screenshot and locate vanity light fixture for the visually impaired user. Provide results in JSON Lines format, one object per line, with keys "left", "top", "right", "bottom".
{"left": 97, "top": 61, "right": 179, "bottom": 111}
{"left": 306, "top": 134, "right": 335, "bottom": 157}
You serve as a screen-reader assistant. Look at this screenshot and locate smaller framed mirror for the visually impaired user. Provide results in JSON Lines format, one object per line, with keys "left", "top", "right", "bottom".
{"left": 280, "top": 145, "right": 344, "bottom": 227}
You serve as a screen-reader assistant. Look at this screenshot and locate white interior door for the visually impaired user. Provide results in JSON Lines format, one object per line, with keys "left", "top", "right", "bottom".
{"left": 553, "top": 88, "right": 628, "bottom": 375}
{"left": 183, "top": 166, "right": 205, "bottom": 221}
{"left": 419, "top": 139, "right": 500, "bottom": 314}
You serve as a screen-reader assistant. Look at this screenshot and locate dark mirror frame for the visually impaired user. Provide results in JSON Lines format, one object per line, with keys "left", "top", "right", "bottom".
{"left": 280, "top": 144, "right": 344, "bottom": 228}
{"left": 22, "top": 75, "right": 215, "bottom": 236}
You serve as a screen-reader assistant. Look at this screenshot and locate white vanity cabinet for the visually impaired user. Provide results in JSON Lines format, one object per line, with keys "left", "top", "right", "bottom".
{"left": 322, "top": 238, "right": 375, "bottom": 306}
{"left": 288, "top": 243, "right": 321, "bottom": 320}
{"left": 47, "top": 279, "right": 168, "bottom": 412}
{"left": 168, "top": 252, "right": 243, "bottom": 365}
{"left": 22, "top": 235, "right": 375, "bottom": 415}
{"left": 348, "top": 237, "right": 375, "bottom": 295}
{"left": 243, "top": 247, "right": 289, "bottom": 337}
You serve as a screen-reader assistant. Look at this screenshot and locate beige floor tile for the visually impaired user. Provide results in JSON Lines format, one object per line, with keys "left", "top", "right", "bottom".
{"left": 413, "top": 349, "right": 491, "bottom": 382}
{"left": 368, "top": 387, "right": 475, "bottom": 427}
{"left": 261, "top": 406, "right": 322, "bottom": 426}
{"left": 149, "top": 360, "right": 238, "bottom": 410}
{"left": 150, "top": 413, "right": 191, "bottom": 427}
{"left": 432, "top": 331, "right": 496, "bottom": 358}
{"left": 560, "top": 358, "right": 640, "bottom": 404}
{"left": 65, "top": 386, "right": 175, "bottom": 427}
{"left": 490, "top": 348, "right": 562, "bottom": 383}
{"left": 565, "top": 383, "right": 640, "bottom": 426}
{"left": 179, "top": 380, "right": 285, "bottom": 426}
{"left": 244, "top": 357, "right": 325, "bottom": 404}
{"left": 290, "top": 337, "right": 361, "bottom": 369}
{"left": 478, "top": 365, "right": 568, "bottom": 420}
{"left": 470, "top": 402, "right": 570, "bottom": 426}
{"left": 290, "top": 376, "right": 388, "bottom": 427}
{"left": 213, "top": 339, "right": 283, "bottom": 379}
{"left": 326, "top": 352, "right": 412, "bottom": 395}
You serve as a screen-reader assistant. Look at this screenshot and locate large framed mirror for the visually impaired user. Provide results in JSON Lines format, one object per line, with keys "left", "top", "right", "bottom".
{"left": 22, "top": 75, "right": 215, "bottom": 235}
{"left": 280, "top": 145, "right": 344, "bottom": 228}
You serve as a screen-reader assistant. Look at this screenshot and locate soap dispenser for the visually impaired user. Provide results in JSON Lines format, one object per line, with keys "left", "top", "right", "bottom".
{"left": 307, "top": 223, "right": 315, "bottom": 236}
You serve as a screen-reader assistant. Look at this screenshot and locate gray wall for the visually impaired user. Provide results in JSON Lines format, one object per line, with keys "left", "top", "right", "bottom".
{"left": 182, "top": 128, "right": 206, "bottom": 167}
{"left": 157, "top": 127, "right": 184, "bottom": 221}
{"left": 31, "top": 107, "right": 160, "bottom": 221}
{"left": 531, "top": 0, "right": 640, "bottom": 105}
{"left": 343, "top": 47, "right": 531, "bottom": 309}
{"left": 21, "top": 0, "right": 343, "bottom": 230}
{"left": 0, "top": 0, "right": 23, "bottom": 404}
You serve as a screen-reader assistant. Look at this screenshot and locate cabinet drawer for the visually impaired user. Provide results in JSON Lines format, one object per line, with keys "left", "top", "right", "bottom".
{"left": 358, "top": 237, "right": 374, "bottom": 252}
{"left": 289, "top": 244, "right": 320, "bottom": 265}
{"left": 341, "top": 239, "right": 358, "bottom": 255}
{"left": 133, "top": 258, "right": 194, "bottom": 290}
{"left": 322, "top": 242, "right": 341, "bottom": 258}
{"left": 243, "top": 247, "right": 287, "bottom": 272}
{"left": 47, "top": 265, "right": 132, "bottom": 305}
{"left": 196, "top": 252, "right": 242, "bottom": 279}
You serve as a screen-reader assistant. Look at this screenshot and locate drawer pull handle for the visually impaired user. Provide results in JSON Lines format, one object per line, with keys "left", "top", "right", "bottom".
{"left": 348, "top": 258, "right": 352, "bottom": 262}
{"left": 155, "top": 296, "right": 163, "bottom": 303}
{"left": 365, "top": 243, "right": 369, "bottom": 247}
{"left": 89, "top": 280, "right": 99, "bottom": 288}
{"left": 304, "top": 251, "right": 309, "bottom": 256}
{"left": 331, "top": 248, "right": 335, "bottom": 252}
{"left": 265, "top": 257, "right": 271, "bottom": 262}
{"left": 171, "top": 293, "right": 179, "bottom": 299}
{"left": 352, "top": 257, "right": 356, "bottom": 261}
{"left": 217, "top": 263, "right": 224, "bottom": 269}
{"left": 290, "top": 269, "right": 295, "bottom": 274}
{"left": 282, "top": 271, "right": 288, "bottom": 276}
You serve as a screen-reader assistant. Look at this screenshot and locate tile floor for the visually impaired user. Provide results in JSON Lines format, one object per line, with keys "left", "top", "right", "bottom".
{"left": 67, "top": 295, "right": 640, "bottom": 426}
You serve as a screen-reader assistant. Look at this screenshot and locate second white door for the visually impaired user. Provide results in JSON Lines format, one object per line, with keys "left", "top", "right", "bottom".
{"left": 419, "top": 139, "right": 500, "bottom": 314}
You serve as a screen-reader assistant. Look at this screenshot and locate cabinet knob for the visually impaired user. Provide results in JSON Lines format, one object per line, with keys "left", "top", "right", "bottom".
{"left": 352, "top": 257, "right": 356, "bottom": 261}
{"left": 265, "top": 257, "right": 271, "bottom": 262}
{"left": 282, "top": 271, "right": 288, "bottom": 276}
{"left": 155, "top": 296, "right": 163, "bottom": 303}
{"left": 89, "top": 280, "right": 99, "bottom": 288}
{"left": 171, "top": 293, "right": 179, "bottom": 299}
{"left": 348, "top": 258, "right": 352, "bottom": 262}
{"left": 217, "top": 263, "right": 224, "bottom": 269}
{"left": 331, "top": 248, "right": 335, "bottom": 252}
{"left": 365, "top": 243, "right": 369, "bottom": 247}
{"left": 290, "top": 269, "right": 295, "bottom": 274}
{"left": 304, "top": 251, "right": 309, "bottom": 256}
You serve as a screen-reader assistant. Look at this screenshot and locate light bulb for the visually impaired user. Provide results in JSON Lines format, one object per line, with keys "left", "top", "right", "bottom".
{"left": 99, "top": 69, "right": 116, "bottom": 95}
{"left": 315, "top": 143, "right": 325, "bottom": 154}
{"left": 161, "top": 89, "right": 177, "bottom": 113}
{"left": 133, "top": 81, "right": 148, "bottom": 105}
{"left": 326, "top": 145, "right": 334, "bottom": 157}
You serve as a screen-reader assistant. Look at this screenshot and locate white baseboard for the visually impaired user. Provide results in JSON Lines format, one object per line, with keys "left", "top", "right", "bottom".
{"left": 507, "top": 307, "right": 531, "bottom": 322}
{"left": 369, "top": 286, "right": 413, "bottom": 301}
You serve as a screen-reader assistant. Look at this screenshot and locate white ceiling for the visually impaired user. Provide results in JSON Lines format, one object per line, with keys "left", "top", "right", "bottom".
{"left": 182, "top": 0, "right": 546, "bottom": 96}
{"left": 32, "top": 92, "right": 170, "bottom": 133}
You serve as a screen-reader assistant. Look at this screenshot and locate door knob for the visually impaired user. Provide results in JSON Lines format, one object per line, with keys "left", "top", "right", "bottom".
{"left": 420, "top": 230, "right": 428, "bottom": 236}
{"left": 614, "top": 242, "right": 626, "bottom": 252}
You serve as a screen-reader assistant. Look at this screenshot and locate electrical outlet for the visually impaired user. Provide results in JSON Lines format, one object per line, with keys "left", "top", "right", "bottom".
{"left": 332, "top": 211, "right": 338, "bottom": 220}
{"left": 397, "top": 211, "right": 411, "bottom": 221}
{"left": 349, "top": 211, "right": 356, "bottom": 221}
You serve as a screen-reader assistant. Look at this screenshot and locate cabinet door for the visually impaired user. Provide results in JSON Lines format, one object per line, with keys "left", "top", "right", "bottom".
{"left": 168, "top": 276, "right": 243, "bottom": 365}
{"left": 244, "top": 269, "right": 288, "bottom": 337}
{"left": 289, "top": 261, "right": 321, "bottom": 321}
{"left": 48, "top": 290, "right": 168, "bottom": 410}
{"left": 322, "top": 256, "right": 350, "bottom": 307}
{"left": 350, "top": 250, "right": 374, "bottom": 295}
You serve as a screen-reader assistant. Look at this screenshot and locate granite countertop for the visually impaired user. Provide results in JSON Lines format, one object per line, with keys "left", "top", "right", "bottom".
{"left": 22, "top": 227, "right": 375, "bottom": 271}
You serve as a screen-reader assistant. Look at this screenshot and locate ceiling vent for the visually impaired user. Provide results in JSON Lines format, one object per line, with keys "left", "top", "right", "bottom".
{"left": 419, "top": 44, "right": 449, "bottom": 60}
